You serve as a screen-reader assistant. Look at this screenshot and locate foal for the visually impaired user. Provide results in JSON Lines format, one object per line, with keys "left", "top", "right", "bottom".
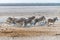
{"left": 48, "top": 17, "right": 58, "bottom": 26}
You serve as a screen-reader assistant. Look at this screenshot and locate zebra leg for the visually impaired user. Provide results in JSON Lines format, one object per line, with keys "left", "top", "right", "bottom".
{"left": 24, "top": 22, "right": 27, "bottom": 27}
{"left": 30, "top": 22, "right": 32, "bottom": 26}
{"left": 48, "top": 22, "right": 50, "bottom": 27}
{"left": 31, "top": 22, "right": 35, "bottom": 27}
{"left": 20, "top": 22, "right": 24, "bottom": 27}
{"left": 34, "top": 21, "right": 37, "bottom": 26}
{"left": 53, "top": 23, "right": 54, "bottom": 27}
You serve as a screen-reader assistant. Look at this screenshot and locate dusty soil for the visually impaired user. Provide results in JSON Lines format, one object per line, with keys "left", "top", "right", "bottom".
{"left": 0, "top": 26, "right": 59, "bottom": 37}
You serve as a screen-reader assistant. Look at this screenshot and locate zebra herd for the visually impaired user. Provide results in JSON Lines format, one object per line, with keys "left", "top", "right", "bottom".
{"left": 6, "top": 16, "right": 58, "bottom": 27}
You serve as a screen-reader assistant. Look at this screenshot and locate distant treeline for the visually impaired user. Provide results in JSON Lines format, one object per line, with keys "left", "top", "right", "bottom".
{"left": 0, "top": 3, "right": 60, "bottom": 6}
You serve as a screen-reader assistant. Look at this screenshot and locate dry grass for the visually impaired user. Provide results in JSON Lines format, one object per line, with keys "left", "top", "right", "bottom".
{"left": 0, "top": 26, "right": 59, "bottom": 37}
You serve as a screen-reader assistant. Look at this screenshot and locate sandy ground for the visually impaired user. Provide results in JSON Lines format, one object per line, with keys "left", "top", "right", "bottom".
{"left": 0, "top": 36, "right": 60, "bottom": 40}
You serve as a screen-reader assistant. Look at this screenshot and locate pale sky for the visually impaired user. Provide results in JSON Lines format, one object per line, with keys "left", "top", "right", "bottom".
{"left": 0, "top": 0, "right": 59, "bottom": 3}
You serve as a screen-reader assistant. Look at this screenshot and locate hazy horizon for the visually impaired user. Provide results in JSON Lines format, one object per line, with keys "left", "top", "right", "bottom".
{"left": 0, "top": 3, "right": 59, "bottom": 6}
